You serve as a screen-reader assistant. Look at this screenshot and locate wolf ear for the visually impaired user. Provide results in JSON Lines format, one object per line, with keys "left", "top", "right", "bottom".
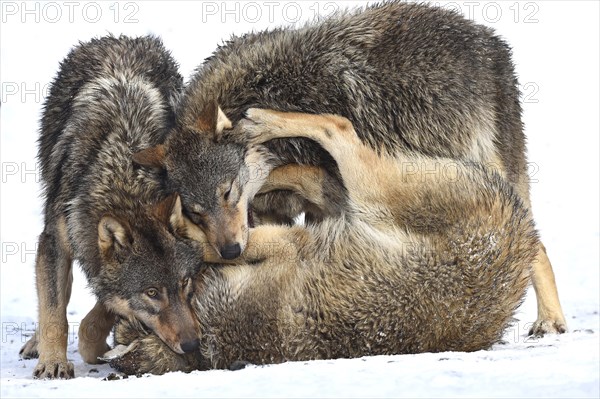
{"left": 132, "top": 145, "right": 165, "bottom": 169}
{"left": 98, "top": 216, "right": 132, "bottom": 257}
{"left": 194, "top": 101, "right": 232, "bottom": 141}
{"left": 153, "top": 193, "right": 186, "bottom": 232}
{"left": 216, "top": 107, "right": 233, "bottom": 135}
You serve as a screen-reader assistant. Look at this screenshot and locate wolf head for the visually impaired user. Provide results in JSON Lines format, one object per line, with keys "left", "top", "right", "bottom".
{"left": 133, "top": 102, "right": 255, "bottom": 260}
{"left": 94, "top": 194, "right": 202, "bottom": 354}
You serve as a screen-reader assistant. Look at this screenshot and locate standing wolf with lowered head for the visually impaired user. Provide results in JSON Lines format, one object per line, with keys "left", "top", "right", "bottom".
{"left": 134, "top": 1, "right": 566, "bottom": 335}
{"left": 19, "top": 35, "right": 206, "bottom": 379}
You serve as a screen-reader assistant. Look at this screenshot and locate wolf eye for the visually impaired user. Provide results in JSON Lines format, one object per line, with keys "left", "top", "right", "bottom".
{"left": 182, "top": 277, "right": 191, "bottom": 288}
{"left": 145, "top": 288, "right": 159, "bottom": 298}
{"left": 186, "top": 210, "right": 206, "bottom": 227}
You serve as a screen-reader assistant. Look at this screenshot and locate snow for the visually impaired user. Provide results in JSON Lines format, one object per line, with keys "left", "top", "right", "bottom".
{"left": 1, "top": 1, "right": 598, "bottom": 397}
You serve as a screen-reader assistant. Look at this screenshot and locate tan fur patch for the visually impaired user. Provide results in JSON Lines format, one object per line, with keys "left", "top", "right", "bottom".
{"left": 56, "top": 217, "right": 73, "bottom": 257}
{"left": 529, "top": 244, "right": 567, "bottom": 333}
{"left": 132, "top": 145, "right": 165, "bottom": 168}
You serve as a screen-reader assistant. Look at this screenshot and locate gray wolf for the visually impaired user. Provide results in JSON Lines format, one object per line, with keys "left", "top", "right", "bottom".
{"left": 108, "top": 108, "right": 539, "bottom": 374}
{"left": 133, "top": 1, "right": 566, "bottom": 335}
{"left": 18, "top": 35, "right": 203, "bottom": 379}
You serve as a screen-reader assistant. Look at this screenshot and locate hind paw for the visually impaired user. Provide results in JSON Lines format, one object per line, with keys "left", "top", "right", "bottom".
{"left": 239, "top": 108, "right": 286, "bottom": 145}
{"left": 529, "top": 318, "right": 567, "bottom": 337}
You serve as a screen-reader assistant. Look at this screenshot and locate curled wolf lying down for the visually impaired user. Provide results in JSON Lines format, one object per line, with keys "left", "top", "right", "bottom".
{"left": 105, "top": 109, "right": 539, "bottom": 375}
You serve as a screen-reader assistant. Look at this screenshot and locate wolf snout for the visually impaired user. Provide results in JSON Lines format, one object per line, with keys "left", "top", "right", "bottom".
{"left": 180, "top": 338, "right": 200, "bottom": 353}
{"left": 220, "top": 243, "right": 241, "bottom": 259}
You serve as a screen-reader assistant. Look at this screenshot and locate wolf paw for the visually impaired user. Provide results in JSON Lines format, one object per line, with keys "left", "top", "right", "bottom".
{"left": 529, "top": 318, "right": 567, "bottom": 337}
{"left": 33, "top": 358, "right": 75, "bottom": 379}
{"left": 239, "top": 108, "right": 285, "bottom": 145}
{"left": 19, "top": 335, "right": 39, "bottom": 359}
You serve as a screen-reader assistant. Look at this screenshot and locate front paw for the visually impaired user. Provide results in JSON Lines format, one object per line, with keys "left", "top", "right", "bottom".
{"left": 529, "top": 317, "right": 568, "bottom": 337}
{"left": 19, "top": 334, "right": 39, "bottom": 359}
{"left": 33, "top": 357, "right": 75, "bottom": 379}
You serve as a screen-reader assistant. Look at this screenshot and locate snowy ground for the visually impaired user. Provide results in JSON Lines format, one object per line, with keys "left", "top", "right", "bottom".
{"left": 1, "top": 1, "right": 598, "bottom": 398}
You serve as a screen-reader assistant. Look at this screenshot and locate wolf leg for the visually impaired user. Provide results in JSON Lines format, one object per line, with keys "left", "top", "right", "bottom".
{"left": 241, "top": 109, "right": 362, "bottom": 163}
{"left": 529, "top": 243, "right": 567, "bottom": 335}
{"left": 78, "top": 301, "right": 115, "bottom": 364}
{"left": 24, "top": 216, "right": 75, "bottom": 379}
{"left": 239, "top": 109, "right": 387, "bottom": 212}
{"left": 258, "top": 164, "right": 328, "bottom": 212}
{"left": 251, "top": 191, "right": 306, "bottom": 226}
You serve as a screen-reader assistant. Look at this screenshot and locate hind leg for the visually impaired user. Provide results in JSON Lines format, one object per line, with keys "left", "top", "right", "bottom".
{"left": 257, "top": 166, "right": 325, "bottom": 224}
{"left": 246, "top": 140, "right": 341, "bottom": 225}
{"left": 514, "top": 181, "right": 567, "bottom": 336}
{"left": 252, "top": 191, "right": 305, "bottom": 226}
{"left": 20, "top": 216, "right": 75, "bottom": 379}
{"left": 529, "top": 243, "right": 567, "bottom": 335}
{"left": 258, "top": 165, "right": 329, "bottom": 212}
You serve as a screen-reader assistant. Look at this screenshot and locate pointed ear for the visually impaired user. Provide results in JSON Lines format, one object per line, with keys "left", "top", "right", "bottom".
{"left": 98, "top": 216, "right": 132, "bottom": 257}
{"left": 216, "top": 107, "right": 233, "bottom": 134}
{"left": 153, "top": 193, "right": 185, "bottom": 232}
{"left": 170, "top": 194, "right": 186, "bottom": 232}
{"left": 194, "top": 101, "right": 232, "bottom": 141}
{"left": 132, "top": 145, "right": 165, "bottom": 168}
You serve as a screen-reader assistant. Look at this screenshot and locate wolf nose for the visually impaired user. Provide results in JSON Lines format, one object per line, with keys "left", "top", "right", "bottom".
{"left": 220, "top": 243, "right": 241, "bottom": 259}
{"left": 180, "top": 339, "right": 200, "bottom": 353}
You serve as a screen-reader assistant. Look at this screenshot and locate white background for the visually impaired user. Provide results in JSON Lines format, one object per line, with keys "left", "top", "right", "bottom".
{"left": 1, "top": 1, "right": 598, "bottom": 397}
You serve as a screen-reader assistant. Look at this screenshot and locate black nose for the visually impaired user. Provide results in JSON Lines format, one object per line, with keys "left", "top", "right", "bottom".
{"left": 220, "top": 243, "right": 241, "bottom": 259}
{"left": 181, "top": 339, "right": 200, "bottom": 353}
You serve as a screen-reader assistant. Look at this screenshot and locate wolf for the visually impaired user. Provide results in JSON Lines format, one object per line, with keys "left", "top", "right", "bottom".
{"left": 107, "top": 108, "right": 539, "bottom": 375}
{"left": 18, "top": 35, "right": 204, "bottom": 379}
{"left": 133, "top": 1, "right": 566, "bottom": 335}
